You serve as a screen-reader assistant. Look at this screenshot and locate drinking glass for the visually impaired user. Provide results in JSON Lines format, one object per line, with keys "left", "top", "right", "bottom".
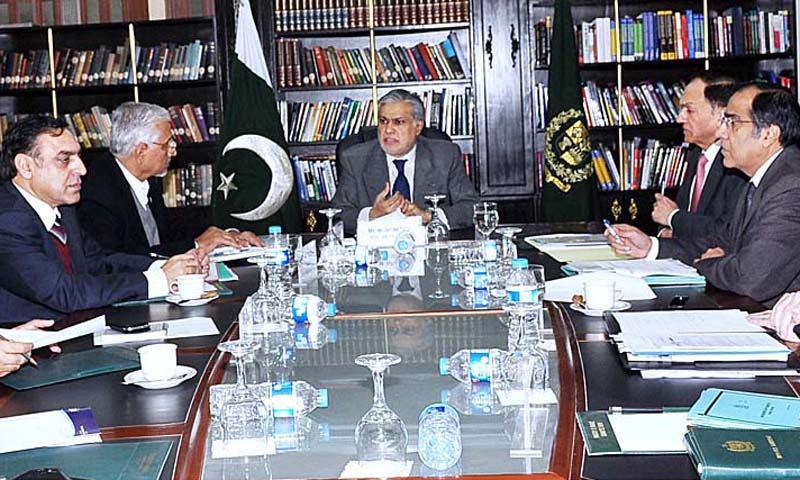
{"left": 496, "top": 226, "right": 522, "bottom": 265}
{"left": 473, "top": 202, "right": 499, "bottom": 240}
{"left": 218, "top": 339, "right": 271, "bottom": 457}
{"left": 425, "top": 245, "right": 449, "bottom": 299}
{"left": 425, "top": 194, "right": 449, "bottom": 245}
{"left": 354, "top": 353, "right": 408, "bottom": 462}
{"left": 320, "top": 266, "right": 348, "bottom": 315}
{"left": 319, "top": 208, "right": 343, "bottom": 251}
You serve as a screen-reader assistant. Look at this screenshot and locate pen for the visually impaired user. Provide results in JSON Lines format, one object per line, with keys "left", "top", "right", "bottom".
{"left": 149, "top": 252, "right": 169, "bottom": 260}
{"left": 660, "top": 181, "right": 666, "bottom": 196}
{"left": 608, "top": 406, "right": 689, "bottom": 414}
{"left": 602, "top": 219, "right": 623, "bottom": 243}
{"left": 0, "top": 334, "right": 38, "bottom": 368}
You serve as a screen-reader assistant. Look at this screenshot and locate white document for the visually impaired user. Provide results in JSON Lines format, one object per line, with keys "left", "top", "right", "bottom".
{"left": 0, "top": 315, "right": 105, "bottom": 349}
{"left": 93, "top": 316, "right": 219, "bottom": 346}
{"left": 545, "top": 272, "right": 656, "bottom": 302}
{"left": 0, "top": 408, "right": 102, "bottom": 454}
{"left": 356, "top": 214, "right": 425, "bottom": 248}
{"left": 525, "top": 233, "right": 610, "bottom": 249}
{"left": 209, "top": 245, "right": 265, "bottom": 262}
{"left": 606, "top": 412, "right": 688, "bottom": 453}
{"left": 340, "top": 461, "right": 413, "bottom": 479}
{"left": 567, "top": 258, "right": 700, "bottom": 277}
{"left": 639, "top": 370, "right": 798, "bottom": 379}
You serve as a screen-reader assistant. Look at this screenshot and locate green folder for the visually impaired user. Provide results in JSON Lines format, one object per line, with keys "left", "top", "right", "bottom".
{"left": 0, "top": 346, "right": 139, "bottom": 391}
{"left": 0, "top": 440, "right": 173, "bottom": 480}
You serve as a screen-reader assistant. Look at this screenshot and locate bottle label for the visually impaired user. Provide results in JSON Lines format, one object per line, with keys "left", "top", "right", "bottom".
{"left": 271, "top": 382, "right": 296, "bottom": 417}
{"left": 469, "top": 382, "right": 495, "bottom": 415}
{"left": 474, "top": 288, "right": 490, "bottom": 308}
{"left": 292, "top": 297, "right": 312, "bottom": 323}
{"left": 450, "top": 271, "right": 458, "bottom": 286}
{"left": 468, "top": 350, "right": 492, "bottom": 382}
{"left": 472, "top": 266, "right": 488, "bottom": 290}
{"left": 483, "top": 241, "right": 498, "bottom": 262}
{"left": 266, "top": 248, "right": 290, "bottom": 265}
{"left": 507, "top": 287, "right": 538, "bottom": 303}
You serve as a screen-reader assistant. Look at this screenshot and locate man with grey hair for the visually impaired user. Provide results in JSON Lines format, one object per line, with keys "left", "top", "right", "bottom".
{"left": 79, "top": 102, "right": 262, "bottom": 257}
{"left": 332, "top": 89, "right": 478, "bottom": 233}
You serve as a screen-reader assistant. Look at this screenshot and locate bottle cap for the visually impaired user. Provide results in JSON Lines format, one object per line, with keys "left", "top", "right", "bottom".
{"left": 438, "top": 357, "right": 449, "bottom": 375}
{"left": 268, "top": 225, "right": 282, "bottom": 234}
{"left": 512, "top": 258, "right": 529, "bottom": 269}
{"left": 327, "top": 303, "right": 336, "bottom": 318}
{"left": 328, "top": 328, "right": 338, "bottom": 343}
{"left": 319, "top": 422, "right": 331, "bottom": 441}
{"left": 318, "top": 388, "right": 329, "bottom": 408}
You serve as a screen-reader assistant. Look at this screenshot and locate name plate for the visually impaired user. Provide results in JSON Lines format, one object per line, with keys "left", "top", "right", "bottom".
{"left": 356, "top": 215, "right": 426, "bottom": 248}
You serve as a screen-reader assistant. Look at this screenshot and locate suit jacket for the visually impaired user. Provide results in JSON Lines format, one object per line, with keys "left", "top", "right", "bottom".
{"left": 0, "top": 181, "right": 153, "bottom": 323}
{"left": 78, "top": 153, "right": 193, "bottom": 256}
{"left": 670, "top": 147, "right": 747, "bottom": 238}
{"left": 660, "top": 146, "right": 800, "bottom": 306}
{"left": 332, "top": 136, "right": 479, "bottom": 234}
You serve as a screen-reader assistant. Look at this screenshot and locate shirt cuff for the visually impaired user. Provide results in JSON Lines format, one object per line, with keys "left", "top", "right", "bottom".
{"left": 358, "top": 207, "right": 372, "bottom": 223}
{"left": 667, "top": 209, "right": 680, "bottom": 229}
{"left": 645, "top": 237, "right": 660, "bottom": 260}
{"left": 144, "top": 260, "right": 169, "bottom": 298}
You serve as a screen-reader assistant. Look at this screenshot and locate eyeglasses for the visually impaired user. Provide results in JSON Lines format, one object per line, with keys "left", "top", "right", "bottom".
{"left": 152, "top": 137, "right": 177, "bottom": 150}
{"left": 722, "top": 115, "right": 756, "bottom": 128}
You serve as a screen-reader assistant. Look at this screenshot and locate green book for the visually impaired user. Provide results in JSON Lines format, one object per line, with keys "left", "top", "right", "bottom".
{"left": 685, "top": 428, "right": 800, "bottom": 479}
{"left": 0, "top": 346, "right": 139, "bottom": 391}
{"left": 577, "top": 410, "right": 689, "bottom": 455}
{"left": 0, "top": 440, "right": 173, "bottom": 480}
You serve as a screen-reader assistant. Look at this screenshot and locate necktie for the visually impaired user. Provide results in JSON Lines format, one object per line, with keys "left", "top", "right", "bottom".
{"left": 137, "top": 193, "right": 161, "bottom": 247}
{"left": 397, "top": 276, "right": 414, "bottom": 292}
{"left": 744, "top": 182, "right": 756, "bottom": 217}
{"left": 690, "top": 153, "right": 708, "bottom": 213}
{"left": 392, "top": 159, "right": 411, "bottom": 200}
{"left": 49, "top": 218, "right": 73, "bottom": 274}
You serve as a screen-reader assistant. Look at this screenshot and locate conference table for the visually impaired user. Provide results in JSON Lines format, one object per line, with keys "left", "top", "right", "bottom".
{"left": 1, "top": 222, "right": 798, "bottom": 480}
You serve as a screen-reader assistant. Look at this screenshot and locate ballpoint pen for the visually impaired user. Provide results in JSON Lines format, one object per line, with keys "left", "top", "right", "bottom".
{"left": 0, "top": 334, "right": 38, "bottom": 367}
{"left": 608, "top": 406, "right": 689, "bottom": 414}
{"left": 602, "top": 219, "right": 623, "bottom": 244}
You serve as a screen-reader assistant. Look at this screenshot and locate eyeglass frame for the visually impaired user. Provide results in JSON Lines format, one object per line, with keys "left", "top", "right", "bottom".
{"left": 151, "top": 137, "right": 178, "bottom": 150}
{"left": 721, "top": 114, "right": 757, "bottom": 129}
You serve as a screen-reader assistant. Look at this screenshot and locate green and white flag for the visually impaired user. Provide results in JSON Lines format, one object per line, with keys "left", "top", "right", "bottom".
{"left": 213, "top": 0, "right": 302, "bottom": 233}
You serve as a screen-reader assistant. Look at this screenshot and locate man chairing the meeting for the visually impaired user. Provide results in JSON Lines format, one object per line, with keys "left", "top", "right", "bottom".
{"left": 78, "top": 102, "right": 262, "bottom": 257}
{"left": 0, "top": 116, "right": 205, "bottom": 323}
{"left": 331, "top": 89, "right": 479, "bottom": 234}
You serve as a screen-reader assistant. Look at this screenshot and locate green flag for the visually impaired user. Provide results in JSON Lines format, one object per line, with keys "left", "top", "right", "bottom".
{"left": 213, "top": 0, "right": 302, "bottom": 233}
{"left": 542, "top": 0, "right": 596, "bottom": 222}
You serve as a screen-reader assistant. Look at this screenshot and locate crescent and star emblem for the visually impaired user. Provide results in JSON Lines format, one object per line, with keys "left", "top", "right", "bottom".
{"left": 217, "top": 172, "right": 238, "bottom": 200}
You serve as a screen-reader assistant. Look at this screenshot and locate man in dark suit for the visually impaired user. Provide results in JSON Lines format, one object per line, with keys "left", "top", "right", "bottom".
{"left": 78, "top": 102, "right": 262, "bottom": 257}
{"left": 652, "top": 73, "right": 747, "bottom": 238}
{"left": 0, "top": 116, "right": 204, "bottom": 323}
{"left": 609, "top": 84, "right": 800, "bottom": 306}
{"left": 332, "top": 89, "right": 479, "bottom": 234}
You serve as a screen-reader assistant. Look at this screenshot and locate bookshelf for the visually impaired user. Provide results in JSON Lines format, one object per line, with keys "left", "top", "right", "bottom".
{"left": 0, "top": 16, "right": 221, "bottom": 240}
{"left": 529, "top": 0, "right": 798, "bottom": 233}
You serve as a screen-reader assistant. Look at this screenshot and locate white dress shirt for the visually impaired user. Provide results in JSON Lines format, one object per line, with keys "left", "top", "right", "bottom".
{"left": 116, "top": 158, "right": 151, "bottom": 208}
{"left": 666, "top": 143, "right": 722, "bottom": 228}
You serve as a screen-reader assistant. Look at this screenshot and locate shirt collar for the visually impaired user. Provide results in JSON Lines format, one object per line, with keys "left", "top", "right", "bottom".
{"left": 11, "top": 180, "right": 59, "bottom": 230}
{"left": 115, "top": 158, "right": 150, "bottom": 207}
{"left": 386, "top": 145, "right": 417, "bottom": 165}
{"left": 750, "top": 148, "right": 784, "bottom": 188}
{"left": 703, "top": 143, "right": 721, "bottom": 164}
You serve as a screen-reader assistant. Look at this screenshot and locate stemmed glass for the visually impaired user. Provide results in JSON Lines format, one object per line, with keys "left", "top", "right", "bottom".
{"left": 473, "top": 202, "right": 499, "bottom": 240}
{"left": 354, "top": 353, "right": 408, "bottom": 462}
{"left": 425, "top": 245, "right": 449, "bottom": 299}
{"left": 496, "top": 226, "right": 522, "bottom": 265}
{"left": 217, "top": 339, "right": 271, "bottom": 457}
{"left": 425, "top": 194, "right": 449, "bottom": 245}
{"left": 319, "top": 208, "right": 343, "bottom": 250}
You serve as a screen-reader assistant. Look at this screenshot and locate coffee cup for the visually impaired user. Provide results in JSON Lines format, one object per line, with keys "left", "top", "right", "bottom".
{"left": 170, "top": 273, "right": 205, "bottom": 301}
{"left": 583, "top": 280, "right": 623, "bottom": 310}
{"left": 138, "top": 343, "right": 178, "bottom": 381}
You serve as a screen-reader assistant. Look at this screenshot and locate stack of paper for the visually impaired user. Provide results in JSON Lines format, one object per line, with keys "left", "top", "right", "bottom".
{"left": 94, "top": 316, "right": 219, "bottom": 346}
{"left": 687, "top": 388, "right": 800, "bottom": 429}
{"left": 0, "top": 407, "right": 101, "bottom": 454}
{"left": 525, "top": 234, "right": 627, "bottom": 262}
{"left": 563, "top": 258, "right": 706, "bottom": 286}
{"left": 544, "top": 271, "right": 656, "bottom": 302}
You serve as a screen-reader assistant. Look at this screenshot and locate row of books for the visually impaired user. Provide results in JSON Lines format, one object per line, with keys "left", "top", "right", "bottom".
{"left": 277, "top": 32, "right": 469, "bottom": 88}
{"left": 582, "top": 80, "right": 684, "bottom": 128}
{"left": 0, "top": 113, "right": 34, "bottom": 144}
{"left": 275, "top": 0, "right": 469, "bottom": 32}
{"left": 607, "top": 138, "right": 689, "bottom": 191}
{"left": 280, "top": 97, "right": 376, "bottom": 143}
{"left": 0, "top": 50, "right": 51, "bottom": 90}
{"left": 533, "top": 83, "right": 548, "bottom": 130}
{"left": 532, "top": 17, "right": 552, "bottom": 68}
{"left": 133, "top": 40, "right": 217, "bottom": 84}
{"left": 162, "top": 163, "right": 213, "bottom": 208}
{"left": 291, "top": 155, "right": 339, "bottom": 203}
{"left": 55, "top": 46, "right": 133, "bottom": 87}
{"left": 708, "top": 8, "right": 792, "bottom": 57}
{"left": 418, "top": 87, "right": 473, "bottom": 136}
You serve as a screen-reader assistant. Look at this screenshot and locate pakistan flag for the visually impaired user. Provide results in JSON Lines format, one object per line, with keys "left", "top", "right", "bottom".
{"left": 542, "top": 0, "right": 596, "bottom": 222}
{"left": 213, "top": 0, "right": 302, "bottom": 233}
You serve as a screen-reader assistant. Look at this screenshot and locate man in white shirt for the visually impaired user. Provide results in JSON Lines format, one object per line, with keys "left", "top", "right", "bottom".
{"left": 607, "top": 84, "right": 800, "bottom": 306}
{"left": 0, "top": 115, "right": 205, "bottom": 323}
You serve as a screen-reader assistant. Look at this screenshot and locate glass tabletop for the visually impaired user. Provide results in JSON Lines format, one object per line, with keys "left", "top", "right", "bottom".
{"left": 202, "top": 311, "right": 560, "bottom": 479}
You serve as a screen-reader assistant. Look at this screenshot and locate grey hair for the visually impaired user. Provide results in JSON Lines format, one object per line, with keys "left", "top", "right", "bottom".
{"left": 110, "top": 102, "right": 171, "bottom": 157}
{"left": 378, "top": 89, "right": 425, "bottom": 122}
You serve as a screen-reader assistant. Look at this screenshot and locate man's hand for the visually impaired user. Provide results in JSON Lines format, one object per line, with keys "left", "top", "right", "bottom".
{"left": 234, "top": 230, "right": 264, "bottom": 248}
{"left": 697, "top": 247, "right": 725, "bottom": 262}
{"left": 400, "top": 202, "right": 432, "bottom": 223}
{"left": 0, "top": 319, "right": 61, "bottom": 378}
{"left": 652, "top": 193, "right": 679, "bottom": 226}
{"left": 162, "top": 248, "right": 206, "bottom": 284}
{"left": 195, "top": 226, "right": 240, "bottom": 252}
{"left": 369, "top": 182, "right": 406, "bottom": 219}
{"left": 605, "top": 223, "right": 652, "bottom": 258}
{"left": 658, "top": 228, "right": 674, "bottom": 238}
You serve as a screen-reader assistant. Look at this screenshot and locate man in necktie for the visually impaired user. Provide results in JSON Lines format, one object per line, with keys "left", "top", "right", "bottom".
{"left": 0, "top": 115, "right": 206, "bottom": 323}
{"left": 606, "top": 84, "right": 800, "bottom": 307}
{"left": 332, "top": 89, "right": 479, "bottom": 233}
{"left": 651, "top": 73, "right": 747, "bottom": 239}
{"left": 78, "top": 102, "right": 263, "bottom": 257}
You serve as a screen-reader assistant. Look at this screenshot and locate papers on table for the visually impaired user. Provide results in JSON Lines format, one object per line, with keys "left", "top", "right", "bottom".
{"left": 0, "top": 315, "right": 105, "bottom": 349}
{"left": 93, "top": 316, "right": 219, "bottom": 346}
{"left": 544, "top": 271, "right": 656, "bottom": 302}
{"left": 577, "top": 410, "right": 688, "bottom": 455}
{"left": 340, "top": 461, "right": 413, "bottom": 479}
{"left": 688, "top": 388, "right": 800, "bottom": 429}
{"left": 209, "top": 245, "right": 265, "bottom": 262}
{"left": 563, "top": 258, "right": 706, "bottom": 286}
{"left": 0, "top": 407, "right": 101, "bottom": 454}
{"left": 525, "top": 234, "right": 629, "bottom": 262}
{"left": 525, "top": 233, "right": 610, "bottom": 248}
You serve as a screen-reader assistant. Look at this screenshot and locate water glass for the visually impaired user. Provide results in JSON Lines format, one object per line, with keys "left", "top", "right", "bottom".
{"left": 473, "top": 202, "right": 499, "bottom": 240}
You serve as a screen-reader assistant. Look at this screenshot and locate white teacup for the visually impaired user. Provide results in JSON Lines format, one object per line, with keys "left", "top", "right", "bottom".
{"left": 170, "top": 274, "right": 205, "bottom": 301}
{"left": 138, "top": 343, "right": 178, "bottom": 381}
{"left": 583, "top": 280, "right": 623, "bottom": 310}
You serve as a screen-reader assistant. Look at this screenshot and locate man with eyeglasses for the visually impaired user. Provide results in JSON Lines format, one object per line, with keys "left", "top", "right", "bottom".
{"left": 78, "top": 102, "right": 263, "bottom": 257}
{"left": 651, "top": 73, "right": 747, "bottom": 239}
{"left": 607, "top": 83, "right": 800, "bottom": 307}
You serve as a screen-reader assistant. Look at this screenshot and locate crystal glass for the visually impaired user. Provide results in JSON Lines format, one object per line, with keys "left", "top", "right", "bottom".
{"left": 425, "top": 245, "right": 449, "bottom": 299}
{"left": 473, "top": 202, "right": 499, "bottom": 240}
{"left": 354, "top": 353, "right": 408, "bottom": 462}
{"left": 320, "top": 266, "right": 348, "bottom": 316}
{"left": 425, "top": 194, "right": 449, "bottom": 245}
{"left": 218, "top": 339, "right": 271, "bottom": 457}
{"left": 496, "top": 226, "right": 522, "bottom": 264}
{"left": 286, "top": 233, "right": 303, "bottom": 287}
{"left": 319, "top": 208, "right": 343, "bottom": 251}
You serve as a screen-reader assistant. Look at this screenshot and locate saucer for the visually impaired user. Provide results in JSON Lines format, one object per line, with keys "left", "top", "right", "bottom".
{"left": 166, "top": 292, "right": 219, "bottom": 306}
{"left": 569, "top": 301, "right": 631, "bottom": 317}
{"left": 123, "top": 365, "right": 197, "bottom": 389}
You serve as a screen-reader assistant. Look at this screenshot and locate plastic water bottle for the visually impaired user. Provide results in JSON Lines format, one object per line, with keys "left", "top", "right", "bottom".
{"left": 504, "top": 259, "right": 541, "bottom": 352}
{"left": 442, "top": 383, "right": 506, "bottom": 416}
{"left": 270, "top": 380, "right": 329, "bottom": 418}
{"left": 294, "top": 323, "right": 337, "bottom": 350}
{"left": 291, "top": 294, "right": 335, "bottom": 323}
{"left": 439, "top": 348, "right": 515, "bottom": 383}
{"left": 273, "top": 417, "right": 330, "bottom": 452}
{"left": 418, "top": 403, "right": 462, "bottom": 470}
{"left": 266, "top": 225, "right": 291, "bottom": 266}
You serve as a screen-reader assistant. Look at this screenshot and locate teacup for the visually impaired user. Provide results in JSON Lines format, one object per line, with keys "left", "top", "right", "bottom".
{"left": 138, "top": 343, "right": 178, "bottom": 381}
{"left": 583, "top": 279, "right": 623, "bottom": 310}
{"left": 170, "top": 273, "right": 205, "bottom": 301}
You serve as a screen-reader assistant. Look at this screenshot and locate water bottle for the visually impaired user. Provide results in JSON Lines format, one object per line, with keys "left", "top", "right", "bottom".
{"left": 439, "top": 348, "right": 514, "bottom": 383}
{"left": 394, "top": 230, "right": 416, "bottom": 254}
{"left": 270, "top": 380, "right": 329, "bottom": 418}
{"left": 266, "top": 225, "right": 291, "bottom": 266}
{"left": 291, "top": 294, "right": 335, "bottom": 323}
{"left": 504, "top": 259, "right": 541, "bottom": 352}
{"left": 294, "top": 323, "right": 337, "bottom": 350}
{"left": 417, "top": 403, "right": 462, "bottom": 470}
{"left": 442, "top": 383, "right": 506, "bottom": 416}
{"left": 273, "top": 417, "right": 331, "bottom": 452}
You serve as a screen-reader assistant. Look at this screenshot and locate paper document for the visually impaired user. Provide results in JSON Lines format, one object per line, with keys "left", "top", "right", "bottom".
{"left": 577, "top": 410, "right": 688, "bottom": 455}
{"left": 545, "top": 271, "right": 656, "bottom": 302}
{"left": 564, "top": 258, "right": 706, "bottom": 285}
{"left": 0, "top": 315, "right": 105, "bottom": 349}
{"left": 525, "top": 233, "right": 610, "bottom": 248}
{"left": 0, "top": 407, "right": 101, "bottom": 454}
{"left": 209, "top": 245, "right": 265, "bottom": 262}
{"left": 94, "top": 316, "right": 219, "bottom": 346}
